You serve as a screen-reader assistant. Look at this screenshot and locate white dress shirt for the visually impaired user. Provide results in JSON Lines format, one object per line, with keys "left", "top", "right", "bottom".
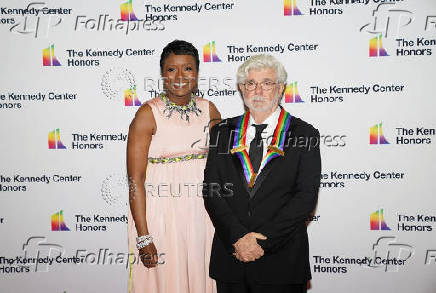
{"left": 246, "top": 106, "right": 281, "bottom": 158}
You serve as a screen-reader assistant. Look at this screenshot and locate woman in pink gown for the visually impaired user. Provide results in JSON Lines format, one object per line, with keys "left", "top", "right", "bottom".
{"left": 127, "top": 40, "right": 220, "bottom": 293}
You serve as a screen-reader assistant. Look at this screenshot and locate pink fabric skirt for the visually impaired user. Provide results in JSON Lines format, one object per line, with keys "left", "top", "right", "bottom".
{"left": 128, "top": 158, "right": 216, "bottom": 293}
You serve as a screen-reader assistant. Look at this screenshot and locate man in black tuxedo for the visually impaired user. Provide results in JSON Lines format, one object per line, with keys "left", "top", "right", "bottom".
{"left": 203, "top": 54, "right": 321, "bottom": 293}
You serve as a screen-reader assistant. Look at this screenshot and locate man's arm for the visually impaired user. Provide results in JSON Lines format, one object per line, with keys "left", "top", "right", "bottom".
{"left": 203, "top": 124, "right": 249, "bottom": 253}
{"left": 256, "top": 127, "right": 321, "bottom": 253}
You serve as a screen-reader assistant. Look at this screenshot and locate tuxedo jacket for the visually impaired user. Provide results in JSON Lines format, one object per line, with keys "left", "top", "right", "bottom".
{"left": 203, "top": 110, "right": 321, "bottom": 284}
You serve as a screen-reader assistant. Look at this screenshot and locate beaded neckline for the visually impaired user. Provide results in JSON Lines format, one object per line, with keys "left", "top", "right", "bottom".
{"left": 159, "top": 93, "right": 201, "bottom": 122}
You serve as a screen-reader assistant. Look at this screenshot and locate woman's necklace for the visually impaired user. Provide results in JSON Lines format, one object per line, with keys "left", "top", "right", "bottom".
{"left": 160, "top": 93, "right": 201, "bottom": 122}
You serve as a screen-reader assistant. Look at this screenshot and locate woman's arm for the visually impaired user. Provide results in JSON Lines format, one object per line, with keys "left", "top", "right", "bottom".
{"left": 127, "top": 103, "right": 157, "bottom": 267}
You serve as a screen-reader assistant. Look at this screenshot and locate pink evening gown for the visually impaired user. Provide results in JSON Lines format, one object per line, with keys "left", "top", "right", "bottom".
{"left": 128, "top": 96, "right": 216, "bottom": 293}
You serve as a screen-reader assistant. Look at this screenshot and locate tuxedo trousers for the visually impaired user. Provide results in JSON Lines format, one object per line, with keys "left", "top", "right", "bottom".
{"left": 216, "top": 267, "right": 307, "bottom": 293}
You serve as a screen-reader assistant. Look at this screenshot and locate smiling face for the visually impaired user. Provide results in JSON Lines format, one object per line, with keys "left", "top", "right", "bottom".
{"left": 162, "top": 53, "right": 198, "bottom": 101}
{"left": 239, "top": 67, "right": 284, "bottom": 113}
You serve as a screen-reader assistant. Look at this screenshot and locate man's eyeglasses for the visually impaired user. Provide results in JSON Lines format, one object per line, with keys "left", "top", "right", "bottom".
{"left": 243, "top": 80, "right": 278, "bottom": 91}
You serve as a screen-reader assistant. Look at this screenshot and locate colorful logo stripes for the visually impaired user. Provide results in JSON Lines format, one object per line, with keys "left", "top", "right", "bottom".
{"left": 370, "top": 123, "right": 389, "bottom": 145}
{"left": 369, "top": 34, "right": 389, "bottom": 57}
{"left": 48, "top": 129, "right": 67, "bottom": 149}
{"left": 284, "top": 0, "right": 302, "bottom": 16}
{"left": 43, "top": 44, "right": 61, "bottom": 66}
{"left": 51, "top": 210, "right": 70, "bottom": 231}
{"left": 125, "top": 86, "right": 141, "bottom": 106}
{"left": 203, "top": 41, "right": 221, "bottom": 62}
{"left": 370, "top": 209, "right": 391, "bottom": 230}
{"left": 120, "top": 0, "right": 138, "bottom": 21}
{"left": 285, "top": 82, "right": 304, "bottom": 103}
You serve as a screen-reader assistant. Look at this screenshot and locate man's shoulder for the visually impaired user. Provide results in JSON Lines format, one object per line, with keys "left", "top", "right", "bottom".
{"left": 211, "top": 115, "right": 241, "bottom": 132}
{"left": 289, "top": 115, "right": 319, "bottom": 137}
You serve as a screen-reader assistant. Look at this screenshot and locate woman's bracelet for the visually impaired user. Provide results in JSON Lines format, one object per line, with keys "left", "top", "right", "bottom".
{"left": 136, "top": 234, "right": 153, "bottom": 249}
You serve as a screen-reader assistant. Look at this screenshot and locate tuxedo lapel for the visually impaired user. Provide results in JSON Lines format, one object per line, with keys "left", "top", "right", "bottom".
{"left": 227, "top": 118, "right": 251, "bottom": 195}
{"left": 248, "top": 161, "right": 274, "bottom": 198}
{"left": 231, "top": 154, "right": 250, "bottom": 195}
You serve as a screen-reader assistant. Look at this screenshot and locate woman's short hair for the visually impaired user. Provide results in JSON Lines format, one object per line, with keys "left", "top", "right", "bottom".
{"left": 160, "top": 40, "right": 199, "bottom": 74}
{"left": 237, "top": 54, "right": 287, "bottom": 84}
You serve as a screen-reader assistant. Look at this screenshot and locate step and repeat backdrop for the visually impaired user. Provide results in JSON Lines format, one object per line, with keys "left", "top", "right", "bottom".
{"left": 1, "top": 0, "right": 435, "bottom": 292}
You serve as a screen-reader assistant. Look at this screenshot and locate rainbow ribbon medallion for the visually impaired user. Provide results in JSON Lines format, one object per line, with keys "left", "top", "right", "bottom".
{"left": 257, "top": 109, "right": 292, "bottom": 175}
{"left": 231, "top": 108, "right": 292, "bottom": 188}
{"left": 231, "top": 111, "right": 256, "bottom": 187}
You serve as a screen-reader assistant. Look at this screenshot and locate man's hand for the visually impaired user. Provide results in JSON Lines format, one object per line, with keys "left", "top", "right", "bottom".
{"left": 233, "top": 232, "right": 267, "bottom": 262}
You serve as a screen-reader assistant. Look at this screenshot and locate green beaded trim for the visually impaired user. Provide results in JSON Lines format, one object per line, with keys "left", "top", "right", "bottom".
{"left": 148, "top": 153, "right": 207, "bottom": 164}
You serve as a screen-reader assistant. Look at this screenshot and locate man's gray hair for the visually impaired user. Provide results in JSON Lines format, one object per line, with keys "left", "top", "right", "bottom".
{"left": 237, "top": 54, "right": 287, "bottom": 84}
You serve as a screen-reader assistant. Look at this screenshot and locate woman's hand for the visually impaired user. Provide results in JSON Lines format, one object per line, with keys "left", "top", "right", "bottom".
{"left": 139, "top": 242, "right": 158, "bottom": 268}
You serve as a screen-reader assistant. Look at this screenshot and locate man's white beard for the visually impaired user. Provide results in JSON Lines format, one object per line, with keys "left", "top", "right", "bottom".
{"left": 244, "top": 95, "right": 279, "bottom": 113}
